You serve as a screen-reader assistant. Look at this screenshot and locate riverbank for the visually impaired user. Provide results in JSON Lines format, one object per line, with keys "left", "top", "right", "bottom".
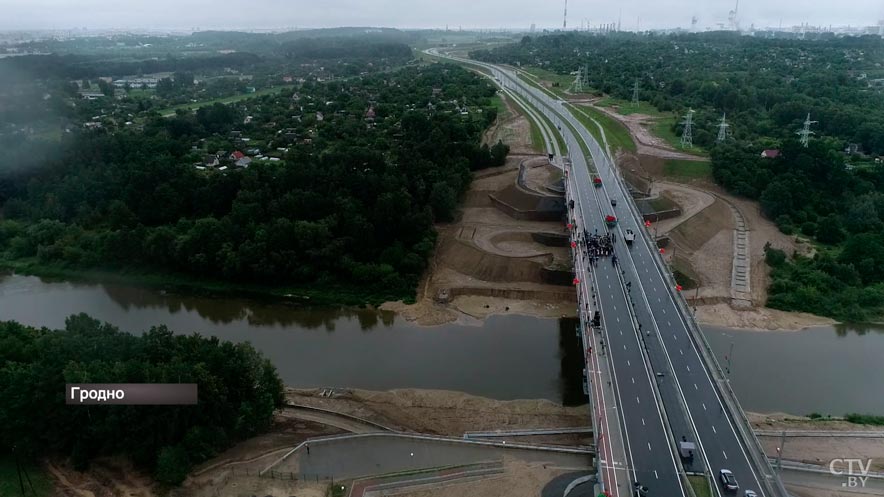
{"left": 695, "top": 303, "right": 837, "bottom": 331}
{"left": 0, "top": 258, "right": 410, "bottom": 308}
{"left": 26, "top": 385, "right": 884, "bottom": 497}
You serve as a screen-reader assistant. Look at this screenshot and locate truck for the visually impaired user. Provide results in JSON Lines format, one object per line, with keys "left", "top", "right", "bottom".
{"left": 624, "top": 229, "right": 636, "bottom": 246}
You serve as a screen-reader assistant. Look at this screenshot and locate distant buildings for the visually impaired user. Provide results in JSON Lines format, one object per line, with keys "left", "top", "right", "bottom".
{"left": 113, "top": 77, "right": 160, "bottom": 88}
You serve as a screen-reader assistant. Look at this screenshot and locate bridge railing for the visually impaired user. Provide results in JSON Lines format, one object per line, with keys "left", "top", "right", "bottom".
{"left": 570, "top": 104, "right": 788, "bottom": 497}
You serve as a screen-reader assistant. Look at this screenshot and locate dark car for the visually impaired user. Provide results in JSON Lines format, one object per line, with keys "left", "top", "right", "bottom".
{"left": 719, "top": 469, "right": 739, "bottom": 491}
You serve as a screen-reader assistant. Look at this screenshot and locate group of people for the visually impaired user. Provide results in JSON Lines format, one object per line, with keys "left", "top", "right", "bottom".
{"left": 576, "top": 229, "right": 616, "bottom": 267}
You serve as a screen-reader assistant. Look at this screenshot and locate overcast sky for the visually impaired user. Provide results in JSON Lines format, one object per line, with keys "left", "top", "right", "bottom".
{"left": 3, "top": 0, "right": 884, "bottom": 32}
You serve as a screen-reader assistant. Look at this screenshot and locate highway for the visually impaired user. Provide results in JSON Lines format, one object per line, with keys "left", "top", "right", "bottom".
{"left": 429, "top": 48, "right": 786, "bottom": 497}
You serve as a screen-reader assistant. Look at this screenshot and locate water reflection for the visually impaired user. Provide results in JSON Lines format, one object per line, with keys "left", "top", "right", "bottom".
{"left": 703, "top": 325, "right": 884, "bottom": 415}
{"left": 833, "top": 322, "right": 884, "bottom": 336}
{"left": 0, "top": 273, "right": 581, "bottom": 403}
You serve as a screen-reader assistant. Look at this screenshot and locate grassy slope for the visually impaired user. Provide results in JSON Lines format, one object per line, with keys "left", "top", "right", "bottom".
{"left": 570, "top": 104, "right": 636, "bottom": 154}
{"left": 663, "top": 159, "right": 712, "bottom": 180}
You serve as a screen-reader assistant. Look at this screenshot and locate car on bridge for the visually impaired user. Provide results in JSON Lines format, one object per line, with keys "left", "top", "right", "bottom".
{"left": 719, "top": 469, "right": 739, "bottom": 491}
{"left": 624, "top": 229, "right": 635, "bottom": 246}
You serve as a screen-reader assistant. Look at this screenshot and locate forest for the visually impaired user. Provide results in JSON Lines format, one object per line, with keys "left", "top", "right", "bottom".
{"left": 0, "top": 314, "right": 284, "bottom": 484}
{"left": 0, "top": 63, "right": 508, "bottom": 302}
{"left": 474, "top": 33, "right": 884, "bottom": 320}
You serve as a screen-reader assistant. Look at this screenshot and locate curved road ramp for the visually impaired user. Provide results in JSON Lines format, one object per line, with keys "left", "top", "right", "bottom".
{"left": 261, "top": 432, "right": 592, "bottom": 485}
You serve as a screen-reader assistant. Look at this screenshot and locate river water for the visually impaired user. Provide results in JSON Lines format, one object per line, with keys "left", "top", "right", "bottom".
{"left": 1, "top": 273, "right": 882, "bottom": 415}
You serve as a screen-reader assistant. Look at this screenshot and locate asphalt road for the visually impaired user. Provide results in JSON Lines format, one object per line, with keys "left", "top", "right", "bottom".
{"left": 487, "top": 63, "right": 687, "bottom": 497}
{"left": 430, "top": 48, "right": 780, "bottom": 497}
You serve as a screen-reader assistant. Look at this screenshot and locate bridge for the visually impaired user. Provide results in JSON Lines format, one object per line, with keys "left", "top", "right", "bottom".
{"left": 429, "top": 48, "right": 788, "bottom": 497}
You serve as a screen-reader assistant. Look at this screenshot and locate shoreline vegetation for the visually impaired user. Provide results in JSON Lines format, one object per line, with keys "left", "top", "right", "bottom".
{"left": 0, "top": 258, "right": 412, "bottom": 307}
{"left": 0, "top": 255, "right": 840, "bottom": 332}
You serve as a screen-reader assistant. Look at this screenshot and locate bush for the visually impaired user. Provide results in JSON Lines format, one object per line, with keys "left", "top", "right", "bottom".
{"left": 800, "top": 221, "right": 817, "bottom": 237}
{"left": 155, "top": 445, "right": 190, "bottom": 485}
{"left": 775, "top": 215, "right": 794, "bottom": 235}
{"left": 844, "top": 413, "right": 884, "bottom": 426}
{"left": 765, "top": 247, "right": 787, "bottom": 268}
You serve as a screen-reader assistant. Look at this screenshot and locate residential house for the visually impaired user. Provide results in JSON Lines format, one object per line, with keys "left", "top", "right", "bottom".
{"left": 203, "top": 155, "right": 220, "bottom": 167}
{"left": 229, "top": 151, "right": 246, "bottom": 161}
{"left": 235, "top": 157, "right": 252, "bottom": 168}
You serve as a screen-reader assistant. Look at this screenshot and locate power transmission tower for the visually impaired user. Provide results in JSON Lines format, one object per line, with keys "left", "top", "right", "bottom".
{"left": 797, "top": 113, "right": 817, "bottom": 147}
{"left": 563, "top": 0, "right": 568, "bottom": 30}
{"left": 716, "top": 113, "right": 730, "bottom": 142}
{"left": 680, "top": 109, "right": 695, "bottom": 149}
{"left": 631, "top": 78, "right": 640, "bottom": 106}
{"left": 570, "top": 65, "right": 588, "bottom": 93}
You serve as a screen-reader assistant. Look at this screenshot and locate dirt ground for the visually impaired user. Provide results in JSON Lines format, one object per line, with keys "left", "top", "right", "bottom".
{"left": 588, "top": 102, "right": 706, "bottom": 161}
{"left": 382, "top": 155, "right": 576, "bottom": 326}
{"left": 750, "top": 412, "right": 884, "bottom": 472}
{"left": 42, "top": 387, "right": 884, "bottom": 497}
{"left": 385, "top": 458, "right": 572, "bottom": 497}
{"left": 483, "top": 92, "right": 538, "bottom": 155}
{"left": 610, "top": 132, "right": 831, "bottom": 330}
{"left": 285, "top": 388, "right": 589, "bottom": 437}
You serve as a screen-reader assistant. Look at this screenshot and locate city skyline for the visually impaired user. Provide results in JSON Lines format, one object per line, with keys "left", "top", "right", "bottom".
{"left": 3, "top": 0, "right": 884, "bottom": 33}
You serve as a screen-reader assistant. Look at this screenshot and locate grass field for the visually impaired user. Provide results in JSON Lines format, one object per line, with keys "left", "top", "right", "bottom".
{"left": 663, "top": 159, "right": 712, "bottom": 180}
{"left": 157, "top": 85, "right": 295, "bottom": 117}
{"left": 595, "top": 96, "right": 667, "bottom": 117}
{"left": 570, "top": 104, "right": 637, "bottom": 154}
{"left": 653, "top": 118, "right": 707, "bottom": 155}
{"left": 489, "top": 94, "right": 509, "bottom": 119}
{"left": 0, "top": 457, "right": 54, "bottom": 497}
{"left": 521, "top": 67, "right": 592, "bottom": 97}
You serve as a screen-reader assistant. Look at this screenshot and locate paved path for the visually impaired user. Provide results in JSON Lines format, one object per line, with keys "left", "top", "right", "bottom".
{"left": 272, "top": 434, "right": 591, "bottom": 481}
{"left": 283, "top": 405, "right": 388, "bottom": 434}
{"left": 541, "top": 471, "right": 596, "bottom": 497}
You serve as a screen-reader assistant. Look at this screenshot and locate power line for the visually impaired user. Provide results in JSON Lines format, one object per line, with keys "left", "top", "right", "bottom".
{"left": 717, "top": 113, "right": 730, "bottom": 142}
{"left": 632, "top": 78, "right": 640, "bottom": 106}
{"left": 797, "top": 113, "right": 817, "bottom": 147}
{"left": 680, "top": 108, "right": 695, "bottom": 149}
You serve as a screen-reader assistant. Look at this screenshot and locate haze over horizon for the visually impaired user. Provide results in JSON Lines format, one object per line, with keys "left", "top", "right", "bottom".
{"left": 3, "top": 0, "right": 884, "bottom": 33}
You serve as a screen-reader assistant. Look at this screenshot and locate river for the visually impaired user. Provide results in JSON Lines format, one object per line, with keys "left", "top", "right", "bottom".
{"left": 1, "top": 273, "right": 882, "bottom": 415}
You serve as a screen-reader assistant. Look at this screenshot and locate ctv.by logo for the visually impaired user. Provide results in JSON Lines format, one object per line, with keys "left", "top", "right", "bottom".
{"left": 829, "top": 458, "right": 873, "bottom": 488}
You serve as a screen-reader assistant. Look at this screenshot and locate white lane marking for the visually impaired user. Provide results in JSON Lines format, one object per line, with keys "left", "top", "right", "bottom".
{"left": 686, "top": 365, "right": 691, "bottom": 372}
{"left": 620, "top": 330, "right": 623, "bottom": 335}
{"left": 702, "top": 403, "right": 707, "bottom": 411}
{"left": 667, "top": 321, "right": 671, "bottom": 326}
{"left": 662, "top": 308, "right": 666, "bottom": 314}
{"left": 680, "top": 349, "right": 684, "bottom": 356}
{"left": 723, "top": 451, "right": 728, "bottom": 460}
{"left": 642, "top": 418, "right": 646, "bottom": 426}
{"left": 712, "top": 426, "right": 717, "bottom": 434}
{"left": 647, "top": 442, "right": 652, "bottom": 451}
{"left": 616, "top": 317, "right": 620, "bottom": 323}
{"left": 654, "top": 470, "right": 659, "bottom": 479}
{"left": 636, "top": 396, "right": 641, "bottom": 404}
{"left": 694, "top": 383, "right": 698, "bottom": 390}
{"left": 632, "top": 377, "right": 635, "bottom": 384}
{"left": 627, "top": 360, "right": 631, "bottom": 366}
{"left": 623, "top": 344, "right": 627, "bottom": 350}
{"left": 657, "top": 298, "right": 661, "bottom": 302}
{"left": 673, "top": 334, "right": 677, "bottom": 340}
